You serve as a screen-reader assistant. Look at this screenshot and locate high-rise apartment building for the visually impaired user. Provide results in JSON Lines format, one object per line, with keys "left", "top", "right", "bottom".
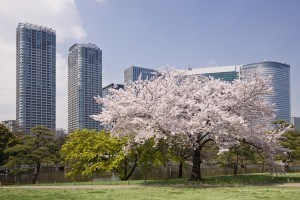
{"left": 68, "top": 43, "right": 102, "bottom": 133}
{"left": 16, "top": 23, "right": 56, "bottom": 133}
{"left": 124, "top": 66, "right": 156, "bottom": 85}
{"left": 183, "top": 61, "right": 291, "bottom": 123}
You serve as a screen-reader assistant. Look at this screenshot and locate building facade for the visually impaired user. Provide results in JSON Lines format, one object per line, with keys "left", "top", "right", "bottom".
{"left": 183, "top": 61, "right": 291, "bottom": 123}
{"left": 241, "top": 62, "right": 291, "bottom": 123}
{"left": 102, "top": 83, "right": 124, "bottom": 98}
{"left": 16, "top": 23, "right": 56, "bottom": 133}
{"left": 124, "top": 66, "right": 156, "bottom": 85}
{"left": 291, "top": 117, "right": 300, "bottom": 131}
{"left": 68, "top": 43, "right": 102, "bottom": 133}
{"left": 184, "top": 65, "right": 241, "bottom": 82}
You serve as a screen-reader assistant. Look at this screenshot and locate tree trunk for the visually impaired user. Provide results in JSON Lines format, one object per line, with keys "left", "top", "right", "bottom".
{"left": 190, "top": 147, "right": 201, "bottom": 181}
{"left": 243, "top": 165, "right": 247, "bottom": 174}
{"left": 121, "top": 157, "right": 128, "bottom": 180}
{"left": 125, "top": 155, "right": 138, "bottom": 180}
{"left": 233, "top": 148, "right": 239, "bottom": 175}
{"left": 32, "top": 163, "right": 40, "bottom": 184}
{"left": 178, "top": 161, "right": 183, "bottom": 178}
{"left": 233, "top": 164, "right": 238, "bottom": 175}
{"left": 233, "top": 158, "right": 238, "bottom": 175}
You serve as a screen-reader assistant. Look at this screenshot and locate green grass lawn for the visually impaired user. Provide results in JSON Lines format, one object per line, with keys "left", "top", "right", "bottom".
{"left": 1, "top": 186, "right": 300, "bottom": 200}
{"left": 4, "top": 173, "right": 300, "bottom": 187}
{"left": 1, "top": 173, "right": 300, "bottom": 200}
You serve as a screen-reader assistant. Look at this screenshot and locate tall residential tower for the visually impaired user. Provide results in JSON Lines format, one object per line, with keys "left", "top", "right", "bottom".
{"left": 68, "top": 43, "right": 102, "bottom": 133}
{"left": 16, "top": 23, "right": 56, "bottom": 133}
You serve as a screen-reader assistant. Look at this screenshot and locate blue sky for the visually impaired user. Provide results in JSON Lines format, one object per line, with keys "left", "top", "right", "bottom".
{"left": 0, "top": 0, "right": 299, "bottom": 130}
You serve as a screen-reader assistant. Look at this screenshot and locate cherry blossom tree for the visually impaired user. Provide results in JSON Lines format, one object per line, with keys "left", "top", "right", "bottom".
{"left": 92, "top": 69, "right": 289, "bottom": 180}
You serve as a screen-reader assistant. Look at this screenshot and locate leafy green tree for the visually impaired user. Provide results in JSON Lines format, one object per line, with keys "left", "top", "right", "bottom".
{"left": 61, "top": 129, "right": 173, "bottom": 181}
{"left": 0, "top": 124, "right": 16, "bottom": 166}
{"left": 217, "top": 142, "right": 258, "bottom": 175}
{"left": 55, "top": 128, "right": 68, "bottom": 151}
{"left": 281, "top": 130, "right": 300, "bottom": 172}
{"left": 4, "top": 126, "right": 59, "bottom": 183}
{"left": 135, "top": 138, "right": 172, "bottom": 180}
{"left": 167, "top": 136, "right": 194, "bottom": 178}
{"left": 61, "top": 129, "right": 127, "bottom": 180}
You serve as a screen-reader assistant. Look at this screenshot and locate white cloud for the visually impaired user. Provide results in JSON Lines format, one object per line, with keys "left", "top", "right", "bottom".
{"left": 0, "top": 0, "right": 86, "bottom": 129}
{"left": 0, "top": 0, "right": 86, "bottom": 43}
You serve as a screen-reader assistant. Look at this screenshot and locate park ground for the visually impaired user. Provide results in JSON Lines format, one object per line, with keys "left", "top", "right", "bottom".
{"left": 1, "top": 173, "right": 300, "bottom": 200}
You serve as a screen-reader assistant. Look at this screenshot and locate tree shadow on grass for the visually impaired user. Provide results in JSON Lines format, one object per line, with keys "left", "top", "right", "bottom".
{"left": 136, "top": 174, "right": 300, "bottom": 188}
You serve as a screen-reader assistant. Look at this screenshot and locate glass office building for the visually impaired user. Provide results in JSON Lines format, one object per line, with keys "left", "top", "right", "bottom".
{"left": 184, "top": 61, "right": 291, "bottom": 123}
{"left": 124, "top": 66, "right": 156, "bottom": 85}
{"left": 242, "top": 61, "right": 291, "bottom": 123}
{"left": 68, "top": 43, "right": 102, "bottom": 133}
{"left": 16, "top": 23, "right": 56, "bottom": 133}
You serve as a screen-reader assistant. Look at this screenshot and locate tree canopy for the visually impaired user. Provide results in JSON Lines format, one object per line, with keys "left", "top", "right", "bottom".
{"left": 61, "top": 129, "right": 173, "bottom": 181}
{"left": 92, "top": 69, "right": 289, "bottom": 180}
{"left": 281, "top": 129, "right": 300, "bottom": 171}
{"left": 61, "top": 129, "right": 126, "bottom": 180}
{"left": 0, "top": 124, "right": 16, "bottom": 166}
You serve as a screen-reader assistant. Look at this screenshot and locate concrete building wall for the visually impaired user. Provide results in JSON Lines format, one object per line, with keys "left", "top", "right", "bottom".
{"left": 292, "top": 117, "right": 300, "bottom": 131}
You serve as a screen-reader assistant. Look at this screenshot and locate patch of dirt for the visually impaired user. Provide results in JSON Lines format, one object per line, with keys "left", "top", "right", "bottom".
{"left": 278, "top": 183, "right": 300, "bottom": 187}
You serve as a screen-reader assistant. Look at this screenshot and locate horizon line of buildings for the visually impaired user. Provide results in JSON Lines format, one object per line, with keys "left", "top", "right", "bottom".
{"left": 1, "top": 23, "right": 299, "bottom": 133}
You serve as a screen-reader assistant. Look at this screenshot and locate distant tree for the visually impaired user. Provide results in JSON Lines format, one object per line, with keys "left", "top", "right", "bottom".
{"left": 167, "top": 135, "right": 194, "bottom": 178}
{"left": 0, "top": 124, "right": 17, "bottom": 166}
{"left": 4, "top": 126, "right": 59, "bottom": 183}
{"left": 55, "top": 128, "right": 68, "bottom": 150}
{"left": 281, "top": 129, "right": 300, "bottom": 172}
{"left": 217, "top": 142, "right": 258, "bottom": 175}
{"left": 136, "top": 138, "right": 172, "bottom": 180}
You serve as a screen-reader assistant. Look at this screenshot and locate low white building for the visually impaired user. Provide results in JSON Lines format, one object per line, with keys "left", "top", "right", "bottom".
{"left": 0, "top": 120, "right": 18, "bottom": 132}
{"left": 291, "top": 117, "right": 300, "bottom": 131}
